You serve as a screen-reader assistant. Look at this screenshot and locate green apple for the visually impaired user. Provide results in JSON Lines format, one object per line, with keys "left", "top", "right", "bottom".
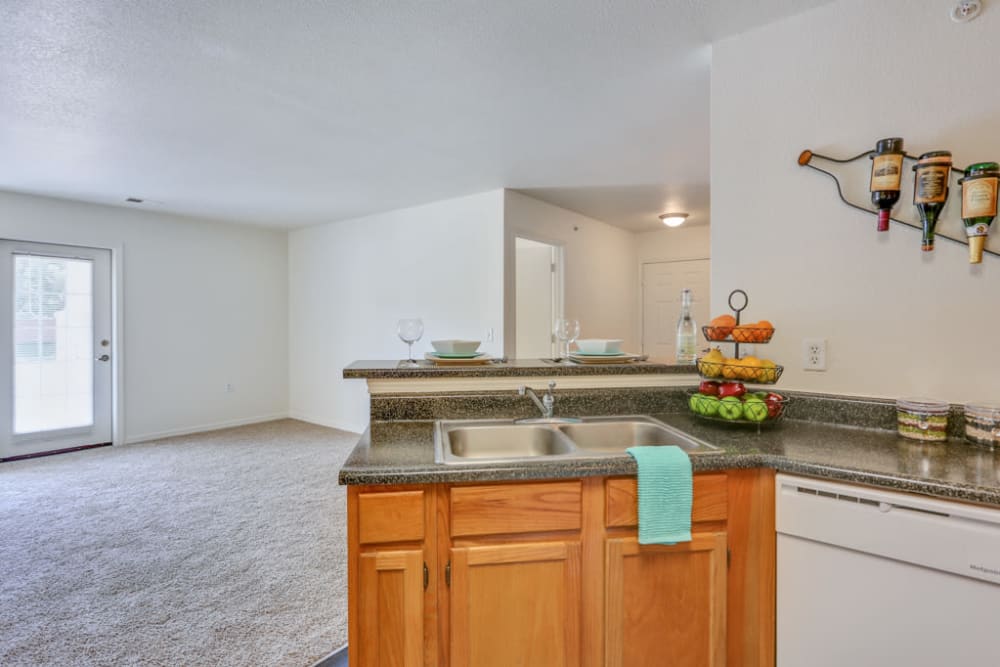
{"left": 700, "top": 395, "right": 721, "bottom": 417}
{"left": 743, "top": 397, "right": 768, "bottom": 422}
{"left": 689, "top": 393, "right": 704, "bottom": 414}
{"left": 718, "top": 396, "right": 744, "bottom": 420}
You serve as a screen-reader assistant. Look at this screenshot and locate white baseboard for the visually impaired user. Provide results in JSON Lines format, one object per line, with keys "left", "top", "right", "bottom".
{"left": 288, "top": 411, "right": 365, "bottom": 435}
{"left": 124, "top": 412, "right": 291, "bottom": 444}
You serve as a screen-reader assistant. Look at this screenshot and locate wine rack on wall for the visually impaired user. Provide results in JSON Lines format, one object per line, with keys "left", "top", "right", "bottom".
{"left": 798, "top": 148, "right": 1000, "bottom": 261}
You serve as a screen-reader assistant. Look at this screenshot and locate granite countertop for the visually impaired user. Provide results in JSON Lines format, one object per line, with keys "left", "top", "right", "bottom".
{"left": 343, "top": 358, "right": 696, "bottom": 379}
{"left": 338, "top": 413, "right": 1000, "bottom": 507}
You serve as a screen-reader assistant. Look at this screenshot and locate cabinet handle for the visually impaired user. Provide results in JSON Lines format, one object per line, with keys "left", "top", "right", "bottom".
{"left": 445, "top": 561, "right": 451, "bottom": 587}
{"left": 423, "top": 562, "right": 429, "bottom": 590}
{"left": 727, "top": 548, "right": 731, "bottom": 569}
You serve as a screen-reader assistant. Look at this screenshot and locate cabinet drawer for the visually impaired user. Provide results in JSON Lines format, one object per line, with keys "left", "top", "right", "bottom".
{"left": 450, "top": 481, "right": 582, "bottom": 537}
{"left": 605, "top": 473, "right": 728, "bottom": 528}
{"left": 358, "top": 490, "right": 425, "bottom": 544}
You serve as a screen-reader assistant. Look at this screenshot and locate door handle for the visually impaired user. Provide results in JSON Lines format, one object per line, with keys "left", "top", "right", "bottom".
{"left": 96, "top": 354, "right": 110, "bottom": 362}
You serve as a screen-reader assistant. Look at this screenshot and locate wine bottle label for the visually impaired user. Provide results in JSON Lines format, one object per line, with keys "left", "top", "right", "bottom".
{"left": 871, "top": 154, "right": 903, "bottom": 191}
{"left": 965, "top": 221, "right": 992, "bottom": 238}
{"left": 914, "top": 165, "right": 950, "bottom": 204}
{"left": 962, "top": 177, "right": 999, "bottom": 218}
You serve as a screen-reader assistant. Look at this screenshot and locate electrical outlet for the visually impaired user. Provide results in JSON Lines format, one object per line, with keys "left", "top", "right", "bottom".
{"left": 802, "top": 338, "right": 827, "bottom": 371}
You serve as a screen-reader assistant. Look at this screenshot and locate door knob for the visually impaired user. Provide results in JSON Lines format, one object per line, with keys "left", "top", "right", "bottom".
{"left": 96, "top": 354, "right": 110, "bottom": 362}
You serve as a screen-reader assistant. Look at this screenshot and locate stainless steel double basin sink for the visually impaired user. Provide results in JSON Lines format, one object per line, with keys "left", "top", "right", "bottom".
{"left": 434, "top": 415, "right": 721, "bottom": 465}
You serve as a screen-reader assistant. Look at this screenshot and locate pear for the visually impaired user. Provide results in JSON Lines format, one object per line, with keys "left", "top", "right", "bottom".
{"left": 698, "top": 347, "right": 725, "bottom": 378}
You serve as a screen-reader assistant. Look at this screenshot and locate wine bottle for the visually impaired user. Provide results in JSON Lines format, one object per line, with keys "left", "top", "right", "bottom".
{"left": 958, "top": 162, "right": 999, "bottom": 264}
{"left": 869, "top": 137, "right": 905, "bottom": 232}
{"left": 912, "top": 151, "right": 952, "bottom": 252}
{"left": 675, "top": 289, "right": 697, "bottom": 364}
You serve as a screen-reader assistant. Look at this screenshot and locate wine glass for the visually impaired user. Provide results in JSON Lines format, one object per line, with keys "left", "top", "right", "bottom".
{"left": 553, "top": 317, "right": 580, "bottom": 362}
{"left": 397, "top": 318, "right": 424, "bottom": 366}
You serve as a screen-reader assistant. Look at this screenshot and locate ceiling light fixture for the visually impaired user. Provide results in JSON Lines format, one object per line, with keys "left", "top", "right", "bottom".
{"left": 659, "top": 212, "right": 689, "bottom": 227}
{"left": 125, "top": 197, "right": 144, "bottom": 203}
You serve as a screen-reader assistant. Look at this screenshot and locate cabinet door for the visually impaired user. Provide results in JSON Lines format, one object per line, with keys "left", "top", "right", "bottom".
{"left": 605, "top": 532, "right": 727, "bottom": 667}
{"left": 358, "top": 549, "right": 425, "bottom": 667}
{"left": 450, "top": 541, "right": 581, "bottom": 667}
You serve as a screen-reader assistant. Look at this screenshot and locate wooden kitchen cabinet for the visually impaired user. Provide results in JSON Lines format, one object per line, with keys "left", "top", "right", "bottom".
{"left": 449, "top": 540, "right": 581, "bottom": 667}
{"left": 604, "top": 533, "right": 727, "bottom": 666}
{"left": 445, "top": 480, "right": 583, "bottom": 666}
{"left": 358, "top": 548, "right": 425, "bottom": 667}
{"left": 347, "top": 469, "right": 774, "bottom": 667}
{"left": 348, "top": 487, "right": 437, "bottom": 667}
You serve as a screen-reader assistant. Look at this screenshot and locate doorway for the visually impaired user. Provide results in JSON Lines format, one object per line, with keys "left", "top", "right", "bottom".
{"left": 641, "top": 259, "right": 710, "bottom": 361}
{"left": 514, "top": 237, "right": 563, "bottom": 358}
{"left": 0, "top": 241, "right": 113, "bottom": 460}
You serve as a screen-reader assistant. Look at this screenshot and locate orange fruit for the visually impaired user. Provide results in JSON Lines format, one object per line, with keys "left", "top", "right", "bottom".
{"left": 708, "top": 315, "right": 736, "bottom": 338}
{"left": 731, "top": 325, "right": 755, "bottom": 343}
{"left": 756, "top": 320, "right": 775, "bottom": 343}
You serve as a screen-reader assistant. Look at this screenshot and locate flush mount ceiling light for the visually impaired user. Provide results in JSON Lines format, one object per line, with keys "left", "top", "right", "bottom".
{"left": 659, "top": 212, "right": 689, "bottom": 227}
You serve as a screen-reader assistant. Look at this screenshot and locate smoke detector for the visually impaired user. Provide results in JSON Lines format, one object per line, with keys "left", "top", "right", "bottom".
{"left": 951, "top": 1, "right": 982, "bottom": 22}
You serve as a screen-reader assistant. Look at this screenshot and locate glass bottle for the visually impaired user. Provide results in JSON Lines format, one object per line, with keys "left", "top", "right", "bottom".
{"left": 869, "top": 137, "right": 905, "bottom": 232}
{"left": 958, "top": 162, "right": 999, "bottom": 264}
{"left": 675, "top": 289, "right": 697, "bottom": 364}
{"left": 912, "top": 151, "right": 952, "bottom": 252}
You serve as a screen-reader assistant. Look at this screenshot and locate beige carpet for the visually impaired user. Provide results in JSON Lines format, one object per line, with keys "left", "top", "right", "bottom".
{"left": 0, "top": 419, "right": 356, "bottom": 667}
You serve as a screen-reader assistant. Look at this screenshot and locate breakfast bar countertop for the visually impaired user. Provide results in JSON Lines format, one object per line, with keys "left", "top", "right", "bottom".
{"left": 343, "top": 358, "right": 696, "bottom": 379}
{"left": 338, "top": 413, "right": 1000, "bottom": 507}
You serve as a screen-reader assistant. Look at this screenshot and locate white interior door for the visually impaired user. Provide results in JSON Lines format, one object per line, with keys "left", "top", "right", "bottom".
{"left": 641, "top": 259, "right": 710, "bottom": 362}
{"left": 0, "top": 241, "right": 113, "bottom": 460}
{"left": 515, "top": 237, "right": 562, "bottom": 358}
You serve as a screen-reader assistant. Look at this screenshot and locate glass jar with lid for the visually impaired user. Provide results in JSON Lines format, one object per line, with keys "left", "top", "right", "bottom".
{"left": 964, "top": 402, "right": 1000, "bottom": 450}
{"left": 896, "top": 398, "right": 949, "bottom": 442}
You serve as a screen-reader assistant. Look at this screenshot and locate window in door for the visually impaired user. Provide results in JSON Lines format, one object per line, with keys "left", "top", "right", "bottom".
{"left": 1, "top": 241, "right": 113, "bottom": 460}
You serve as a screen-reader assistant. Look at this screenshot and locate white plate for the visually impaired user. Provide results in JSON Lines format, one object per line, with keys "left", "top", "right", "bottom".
{"left": 424, "top": 352, "right": 494, "bottom": 366}
{"left": 568, "top": 352, "right": 642, "bottom": 364}
{"left": 429, "top": 351, "right": 485, "bottom": 359}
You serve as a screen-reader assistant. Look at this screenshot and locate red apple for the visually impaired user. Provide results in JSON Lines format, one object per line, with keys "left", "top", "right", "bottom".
{"left": 718, "top": 382, "right": 746, "bottom": 399}
{"left": 765, "top": 392, "right": 785, "bottom": 418}
{"left": 698, "top": 380, "right": 720, "bottom": 396}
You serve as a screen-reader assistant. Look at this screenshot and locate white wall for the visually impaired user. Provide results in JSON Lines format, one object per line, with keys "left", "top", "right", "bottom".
{"left": 0, "top": 191, "right": 289, "bottom": 443}
{"left": 504, "top": 191, "right": 639, "bottom": 355}
{"left": 712, "top": 0, "right": 1000, "bottom": 402}
{"left": 636, "top": 226, "right": 711, "bottom": 265}
{"left": 288, "top": 190, "right": 505, "bottom": 433}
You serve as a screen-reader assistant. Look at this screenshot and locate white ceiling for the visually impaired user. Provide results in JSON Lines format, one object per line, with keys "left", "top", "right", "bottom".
{"left": 0, "top": 0, "right": 834, "bottom": 230}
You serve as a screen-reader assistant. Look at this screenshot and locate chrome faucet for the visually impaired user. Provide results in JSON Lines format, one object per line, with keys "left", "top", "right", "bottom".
{"left": 519, "top": 381, "right": 557, "bottom": 419}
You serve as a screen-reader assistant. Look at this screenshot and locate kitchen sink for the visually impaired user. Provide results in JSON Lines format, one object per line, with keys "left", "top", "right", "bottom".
{"left": 435, "top": 415, "right": 720, "bottom": 464}
{"left": 447, "top": 424, "right": 576, "bottom": 459}
{"left": 556, "top": 417, "right": 710, "bottom": 454}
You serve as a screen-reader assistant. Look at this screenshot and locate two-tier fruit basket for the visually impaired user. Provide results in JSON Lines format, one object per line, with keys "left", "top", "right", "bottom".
{"left": 688, "top": 289, "right": 790, "bottom": 430}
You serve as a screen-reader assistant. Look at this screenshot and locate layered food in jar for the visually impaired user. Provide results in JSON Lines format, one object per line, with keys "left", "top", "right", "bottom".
{"left": 964, "top": 403, "right": 1000, "bottom": 449}
{"left": 896, "top": 398, "right": 949, "bottom": 442}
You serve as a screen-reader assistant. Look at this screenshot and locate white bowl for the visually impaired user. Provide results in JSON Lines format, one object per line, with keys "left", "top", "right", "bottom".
{"left": 575, "top": 339, "right": 624, "bottom": 354}
{"left": 431, "top": 339, "right": 482, "bottom": 355}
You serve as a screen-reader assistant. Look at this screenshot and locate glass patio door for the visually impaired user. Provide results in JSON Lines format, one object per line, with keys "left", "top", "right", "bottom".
{"left": 0, "top": 241, "right": 113, "bottom": 460}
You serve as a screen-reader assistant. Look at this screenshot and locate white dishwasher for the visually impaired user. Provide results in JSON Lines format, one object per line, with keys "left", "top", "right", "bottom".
{"left": 776, "top": 473, "right": 1000, "bottom": 667}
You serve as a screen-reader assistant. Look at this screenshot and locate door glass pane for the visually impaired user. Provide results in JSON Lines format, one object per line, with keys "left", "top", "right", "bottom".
{"left": 13, "top": 255, "right": 93, "bottom": 434}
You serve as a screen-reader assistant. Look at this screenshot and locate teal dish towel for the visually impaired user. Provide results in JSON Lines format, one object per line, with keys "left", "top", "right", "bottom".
{"left": 626, "top": 446, "right": 693, "bottom": 545}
